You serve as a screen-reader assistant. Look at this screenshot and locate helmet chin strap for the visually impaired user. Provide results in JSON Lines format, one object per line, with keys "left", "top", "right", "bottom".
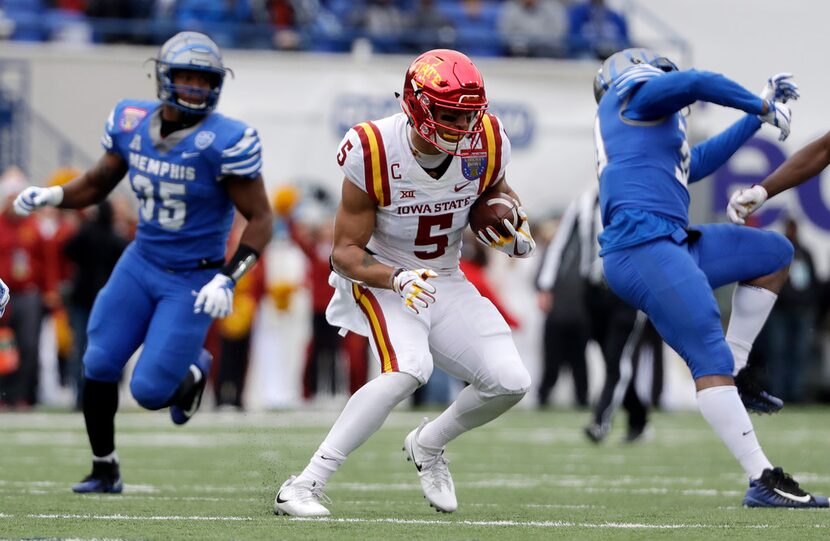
{"left": 434, "top": 133, "right": 462, "bottom": 154}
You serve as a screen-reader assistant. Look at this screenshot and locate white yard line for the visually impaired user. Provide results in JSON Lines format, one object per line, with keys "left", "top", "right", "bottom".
{"left": 6, "top": 514, "right": 818, "bottom": 529}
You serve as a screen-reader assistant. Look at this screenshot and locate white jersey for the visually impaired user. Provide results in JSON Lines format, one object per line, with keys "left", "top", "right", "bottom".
{"left": 337, "top": 112, "right": 511, "bottom": 274}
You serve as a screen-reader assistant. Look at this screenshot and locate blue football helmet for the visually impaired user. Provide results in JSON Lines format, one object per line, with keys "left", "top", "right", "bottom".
{"left": 593, "top": 48, "right": 678, "bottom": 104}
{"left": 155, "top": 31, "right": 228, "bottom": 115}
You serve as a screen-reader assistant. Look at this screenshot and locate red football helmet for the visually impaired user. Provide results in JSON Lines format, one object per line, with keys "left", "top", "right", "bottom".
{"left": 401, "top": 49, "right": 489, "bottom": 156}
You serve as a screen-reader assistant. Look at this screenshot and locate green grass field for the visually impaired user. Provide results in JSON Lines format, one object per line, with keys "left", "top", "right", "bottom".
{"left": 1, "top": 407, "right": 829, "bottom": 540}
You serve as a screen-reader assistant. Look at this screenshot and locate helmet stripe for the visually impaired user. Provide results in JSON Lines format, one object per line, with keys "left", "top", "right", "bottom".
{"left": 354, "top": 122, "right": 390, "bottom": 207}
{"left": 352, "top": 283, "right": 398, "bottom": 373}
{"left": 478, "top": 114, "right": 502, "bottom": 194}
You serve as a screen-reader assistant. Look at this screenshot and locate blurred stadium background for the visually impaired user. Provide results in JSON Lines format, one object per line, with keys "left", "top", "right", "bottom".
{"left": 1, "top": 0, "right": 830, "bottom": 537}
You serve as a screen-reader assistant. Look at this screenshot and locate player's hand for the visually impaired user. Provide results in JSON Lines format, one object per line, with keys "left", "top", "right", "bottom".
{"left": 194, "top": 274, "right": 234, "bottom": 318}
{"left": 0, "top": 278, "right": 9, "bottom": 318}
{"left": 727, "top": 184, "right": 768, "bottom": 225}
{"left": 759, "top": 73, "right": 799, "bottom": 104}
{"left": 13, "top": 186, "right": 64, "bottom": 217}
{"left": 759, "top": 101, "right": 791, "bottom": 142}
{"left": 391, "top": 268, "right": 437, "bottom": 315}
{"left": 476, "top": 205, "right": 536, "bottom": 258}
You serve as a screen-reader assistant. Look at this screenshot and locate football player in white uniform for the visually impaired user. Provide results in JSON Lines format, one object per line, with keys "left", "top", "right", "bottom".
{"left": 274, "top": 49, "right": 535, "bottom": 517}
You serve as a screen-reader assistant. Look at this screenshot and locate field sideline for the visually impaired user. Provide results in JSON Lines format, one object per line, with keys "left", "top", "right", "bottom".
{"left": 1, "top": 407, "right": 829, "bottom": 540}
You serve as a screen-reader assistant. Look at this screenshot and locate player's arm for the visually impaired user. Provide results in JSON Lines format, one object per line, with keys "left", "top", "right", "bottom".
{"left": 193, "top": 174, "right": 273, "bottom": 319}
{"left": 626, "top": 70, "right": 767, "bottom": 121}
{"left": 224, "top": 174, "right": 274, "bottom": 260}
{"left": 688, "top": 115, "right": 762, "bottom": 183}
{"left": 728, "top": 131, "right": 830, "bottom": 224}
{"left": 14, "top": 152, "right": 127, "bottom": 216}
{"left": 331, "top": 178, "right": 437, "bottom": 314}
{"left": 330, "top": 178, "right": 394, "bottom": 289}
{"left": 761, "top": 131, "right": 830, "bottom": 197}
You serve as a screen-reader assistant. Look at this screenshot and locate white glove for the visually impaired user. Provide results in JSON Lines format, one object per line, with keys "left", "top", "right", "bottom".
{"left": 727, "top": 184, "right": 768, "bottom": 225}
{"left": 193, "top": 274, "right": 234, "bottom": 318}
{"left": 759, "top": 73, "right": 799, "bottom": 104}
{"left": 13, "top": 186, "right": 64, "bottom": 217}
{"left": 476, "top": 205, "right": 536, "bottom": 258}
{"left": 0, "top": 278, "right": 9, "bottom": 318}
{"left": 391, "top": 268, "right": 437, "bottom": 315}
{"left": 759, "top": 101, "right": 791, "bottom": 142}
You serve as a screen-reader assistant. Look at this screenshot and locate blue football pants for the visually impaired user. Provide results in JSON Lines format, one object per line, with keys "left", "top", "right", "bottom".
{"left": 83, "top": 244, "right": 216, "bottom": 409}
{"left": 603, "top": 224, "right": 792, "bottom": 379}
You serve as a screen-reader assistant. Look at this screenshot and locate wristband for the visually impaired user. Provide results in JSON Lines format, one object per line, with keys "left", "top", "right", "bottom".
{"left": 390, "top": 268, "right": 405, "bottom": 292}
{"left": 221, "top": 243, "right": 259, "bottom": 285}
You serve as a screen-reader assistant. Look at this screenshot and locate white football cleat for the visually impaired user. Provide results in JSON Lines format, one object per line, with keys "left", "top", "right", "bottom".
{"left": 403, "top": 418, "right": 457, "bottom": 513}
{"left": 273, "top": 475, "right": 331, "bottom": 517}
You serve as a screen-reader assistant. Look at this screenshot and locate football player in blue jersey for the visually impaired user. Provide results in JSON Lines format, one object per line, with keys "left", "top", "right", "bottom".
{"left": 593, "top": 48, "right": 827, "bottom": 508}
{"left": 13, "top": 31, "right": 273, "bottom": 494}
{"left": 0, "top": 277, "right": 8, "bottom": 318}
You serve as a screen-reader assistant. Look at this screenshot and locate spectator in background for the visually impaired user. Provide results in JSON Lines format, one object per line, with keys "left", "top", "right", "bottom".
{"left": 0, "top": 168, "right": 60, "bottom": 408}
{"left": 213, "top": 213, "right": 266, "bottom": 409}
{"left": 36, "top": 169, "right": 81, "bottom": 398}
{"left": 352, "top": 0, "right": 409, "bottom": 54}
{"left": 85, "top": 0, "right": 155, "bottom": 44}
{"left": 407, "top": 0, "right": 455, "bottom": 53}
{"left": 760, "top": 218, "right": 818, "bottom": 403}
{"left": 498, "top": 0, "right": 568, "bottom": 58}
{"left": 173, "top": 0, "right": 253, "bottom": 48}
{"left": 535, "top": 205, "right": 590, "bottom": 408}
{"left": 567, "top": 0, "right": 629, "bottom": 60}
{"left": 275, "top": 184, "right": 370, "bottom": 399}
{"left": 438, "top": 0, "right": 503, "bottom": 57}
{"left": 63, "top": 200, "right": 129, "bottom": 409}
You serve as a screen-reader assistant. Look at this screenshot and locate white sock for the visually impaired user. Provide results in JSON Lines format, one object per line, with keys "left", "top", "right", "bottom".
{"left": 726, "top": 284, "right": 777, "bottom": 374}
{"left": 297, "top": 372, "right": 419, "bottom": 486}
{"left": 418, "top": 385, "right": 524, "bottom": 450}
{"left": 93, "top": 451, "right": 119, "bottom": 464}
{"left": 697, "top": 386, "right": 772, "bottom": 480}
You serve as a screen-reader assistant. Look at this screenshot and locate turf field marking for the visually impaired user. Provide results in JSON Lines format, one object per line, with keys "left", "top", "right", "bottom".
{"left": 14, "top": 514, "right": 827, "bottom": 529}
{"left": 25, "top": 514, "right": 255, "bottom": 522}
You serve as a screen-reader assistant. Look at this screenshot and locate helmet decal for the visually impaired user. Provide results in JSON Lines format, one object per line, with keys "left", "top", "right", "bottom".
{"left": 401, "top": 49, "right": 489, "bottom": 156}
{"left": 593, "top": 47, "right": 677, "bottom": 104}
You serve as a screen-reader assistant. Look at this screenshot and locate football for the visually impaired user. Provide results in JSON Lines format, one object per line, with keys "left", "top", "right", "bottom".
{"left": 468, "top": 194, "right": 522, "bottom": 238}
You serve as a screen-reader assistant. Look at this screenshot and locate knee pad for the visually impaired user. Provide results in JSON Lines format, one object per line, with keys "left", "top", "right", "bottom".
{"left": 484, "top": 357, "right": 532, "bottom": 398}
{"left": 83, "top": 344, "right": 123, "bottom": 383}
{"left": 129, "top": 373, "right": 173, "bottom": 410}
{"left": 762, "top": 230, "right": 794, "bottom": 270}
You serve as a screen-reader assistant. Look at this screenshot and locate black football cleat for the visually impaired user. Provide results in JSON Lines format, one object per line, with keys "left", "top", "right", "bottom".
{"left": 734, "top": 367, "right": 783, "bottom": 414}
{"left": 744, "top": 467, "right": 828, "bottom": 508}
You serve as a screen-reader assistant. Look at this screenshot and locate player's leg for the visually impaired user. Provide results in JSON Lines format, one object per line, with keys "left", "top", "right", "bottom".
{"left": 275, "top": 284, "right": 429, "bottom": 517}
{"left": 127, "top": 268, "right": 215, "bottom": 423}
{"left": 692, "top": 224, "right": 792, "bottom": 413}
{"left": 605, "top": 239, "right": 826, "bottom": 507}
{"left": 586, "top": 301, "right": 645, "bottom": 443}
{"left": 410, "top": 276, "right": 531, "bottom": 512}
{"left": 73, "top": 248, "right": 155, "bottom": 493}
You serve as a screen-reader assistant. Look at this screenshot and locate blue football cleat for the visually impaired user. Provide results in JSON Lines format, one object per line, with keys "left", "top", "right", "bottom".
{"left": 735, "top": 367, "right": 783, "bottom": 414}
{"left": 72, "top": 461, "right": 123, "bottom": 494}
{"left": 744, "top": 467, "right": 829, "bottom": 508}
{"left": 170, "top": 349, "right": 213, "bottom": 425}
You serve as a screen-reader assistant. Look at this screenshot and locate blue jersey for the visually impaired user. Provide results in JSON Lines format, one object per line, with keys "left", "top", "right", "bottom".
{"left": 102, "top": 99, "right": 262, "bottom": 269}
{"left": 595, "top": 69, "right": 764, "bottom": 255}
